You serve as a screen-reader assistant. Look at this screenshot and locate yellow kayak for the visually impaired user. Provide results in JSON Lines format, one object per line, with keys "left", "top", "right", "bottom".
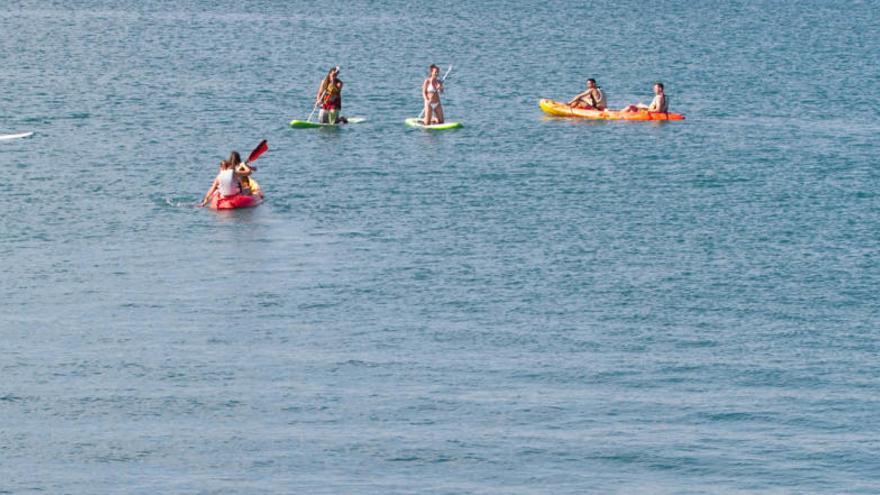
{"left": 539, "top": 99, "right": 685, "bottom": 121}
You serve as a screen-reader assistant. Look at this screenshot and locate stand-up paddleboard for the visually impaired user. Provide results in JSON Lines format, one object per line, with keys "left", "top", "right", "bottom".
{"left": 405, "top": 118, "right": 462, "bottom": 130}
{"left": 0, "top": 132, "right": 34, "bottom": 141}
{"left": 289, "top": 117, "right": 365, "bottom": 128}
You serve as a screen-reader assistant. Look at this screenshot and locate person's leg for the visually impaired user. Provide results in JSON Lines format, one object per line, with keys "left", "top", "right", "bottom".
{"left": 434, "top": 103, "right": 444, "bottom": 124}
{"left": 328, "top": 108, "right": 338, "bottom": 124}
{"left": 423, "top": 101, "right": 433, "bottom": 125}
{"left": 318, "top": 109, "right": 327, "bottom": 123}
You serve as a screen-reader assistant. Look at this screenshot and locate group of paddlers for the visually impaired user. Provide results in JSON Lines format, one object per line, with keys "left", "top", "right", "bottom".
{"left": 311, "top": 64, "right": 450, "bottom": 126}
{"left": 568, "top": 79, "right": 669, "bottom": 114}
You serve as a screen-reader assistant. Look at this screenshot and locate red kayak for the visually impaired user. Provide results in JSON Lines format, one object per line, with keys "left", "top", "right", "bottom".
{"left": 208, "top": 192, "right": 263, "bottom": 210}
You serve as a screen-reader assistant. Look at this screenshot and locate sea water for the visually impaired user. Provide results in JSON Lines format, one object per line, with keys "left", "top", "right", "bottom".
{"left": 1, "top": 0, "right": 879, "bottom": 493}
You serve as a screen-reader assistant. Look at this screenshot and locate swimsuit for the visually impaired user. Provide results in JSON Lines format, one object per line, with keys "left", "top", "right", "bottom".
{"left": 426, "top": 79, "right": 441, "bottom": 109}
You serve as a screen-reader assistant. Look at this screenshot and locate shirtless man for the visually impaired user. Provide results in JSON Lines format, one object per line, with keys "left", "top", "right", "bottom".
{"left": 622, "top": 82, "right": 668, "bottom": 113}
{"left": 568, "top": 78, "right": 607, "bottom": 110}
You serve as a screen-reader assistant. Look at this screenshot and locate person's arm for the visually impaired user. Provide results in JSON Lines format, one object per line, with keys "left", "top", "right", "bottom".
{"left": 201, "top": 178, "right": 219, "bottom": 206}
{"left": 316, "top": 79, "right": 327, "bottom": 103}
{"left": 567, "top": 90, "right": 588, "bottom": 105}
{"left": 236, "top": 163, "right": 254, "bottom": 176}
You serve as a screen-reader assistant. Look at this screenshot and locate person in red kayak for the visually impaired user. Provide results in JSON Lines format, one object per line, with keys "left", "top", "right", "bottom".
{"left": 227, "top": 151, "right": 261, "bottom": 197}
{"left": 316, "top": 67, "right": 344, "bottom": 124}
{"left": 422, "top": 64, "right": 445, "bottom": 125}
{"left": 200, "top": 159, "right": 241, "bottom": 206}
{"left": 622, "top": 82, "right": 668, "bottom": 113}
{"left": 200, "top": 151, "right": 261, "bottom": 206}
{"left": 568, "top": 78, "right": 607, "bottom": 110}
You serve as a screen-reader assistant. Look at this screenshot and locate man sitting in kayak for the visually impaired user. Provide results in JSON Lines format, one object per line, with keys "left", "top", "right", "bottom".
{"left": 622, "top": 82, "right": 668, "bottom": 113}
{"left": 568, "top": 78, "right": 607, "bottom": 110}
{"left": 316, "top": 67, "right": 344, "bottom": 124}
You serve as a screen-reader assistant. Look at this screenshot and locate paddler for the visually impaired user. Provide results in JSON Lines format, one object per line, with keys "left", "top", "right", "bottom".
{"left": 422, "top": 64, "right": 445, "bottom": 125}
{"left": 200, "top": 159, "right": 241, "bottom": 207}
{"left": 227, "top": 151, "right": 262, "bottom": 197}
{"left": 622, "top": 82, "right": 668, "bottom": 113}
{"left": 568, "top": 78, "right": 607, "bottom": 110}
{"left": 316, "top": 67, "right": 344, "bottom": 124}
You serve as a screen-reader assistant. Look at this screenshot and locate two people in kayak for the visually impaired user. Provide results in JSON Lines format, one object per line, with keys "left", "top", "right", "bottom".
{"left": 200, "top": 151, "right": 261, "bottom": 206}
{"left": 569, "top": 79, "right": 669, "bottom": 113}
{"left": 315, "top": 66, "right": 348, "bottom": 124}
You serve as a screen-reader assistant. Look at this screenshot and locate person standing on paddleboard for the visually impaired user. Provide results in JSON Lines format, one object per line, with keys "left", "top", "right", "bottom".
{"left": 422, "top": 64, "right": 445, "bottom": 125}
{"left": 316, "top": 67, "right": 344, "bottom": 124}
{"left": 568, "top": 78, "right": 607, "bottom": 110}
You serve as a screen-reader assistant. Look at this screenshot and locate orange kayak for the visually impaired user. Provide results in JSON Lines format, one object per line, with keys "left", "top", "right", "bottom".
{"left": 539, "top": 99, "right": 685, "bottom": 121}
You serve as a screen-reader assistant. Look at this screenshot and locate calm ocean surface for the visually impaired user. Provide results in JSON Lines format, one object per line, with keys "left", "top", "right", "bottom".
{"left": 2, "top": 0, "right": 879, "bottom": 493}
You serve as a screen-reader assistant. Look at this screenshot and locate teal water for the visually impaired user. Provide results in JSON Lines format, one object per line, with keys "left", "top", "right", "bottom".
{"left": 2, "top": 1, "right": 879, "bottom": 493}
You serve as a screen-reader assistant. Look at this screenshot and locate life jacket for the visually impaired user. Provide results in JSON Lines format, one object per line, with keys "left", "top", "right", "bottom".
{"left": 650, "top": 94, "right": 668, "bottom": 113}
{"left": 590, "top": 88, "right": 607, "bottom": 110}
{"left": 322, "top": 81, "right": 342, "bottom": 108}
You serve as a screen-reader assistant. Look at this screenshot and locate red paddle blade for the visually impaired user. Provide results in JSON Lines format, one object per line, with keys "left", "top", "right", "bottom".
{"left": 247, "top": 139, "right": 268, "bottom": 163}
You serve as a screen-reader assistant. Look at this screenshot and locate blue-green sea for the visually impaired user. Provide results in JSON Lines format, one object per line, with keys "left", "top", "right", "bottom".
{"left": 2, "top": 1, "right": 879, "bottom": 493}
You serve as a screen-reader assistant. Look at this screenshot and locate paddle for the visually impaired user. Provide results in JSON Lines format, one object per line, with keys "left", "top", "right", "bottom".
{"left": 418, "top": 65, "right": 453, "bottom": 123}
{"left": 246, "top": 139, "right": 268, "bottom": 165}
{"left": 306, "top": 99, "right": 322, "bottom": 123}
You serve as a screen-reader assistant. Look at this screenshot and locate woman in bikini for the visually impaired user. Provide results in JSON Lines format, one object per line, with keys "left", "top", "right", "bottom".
{"left": 422, "top": 64, "right": 444, "bottom": 125}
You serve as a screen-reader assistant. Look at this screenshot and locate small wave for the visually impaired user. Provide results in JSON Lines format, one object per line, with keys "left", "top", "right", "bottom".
{"left": 164, "top": 196, "right": 199, "bottom": 208}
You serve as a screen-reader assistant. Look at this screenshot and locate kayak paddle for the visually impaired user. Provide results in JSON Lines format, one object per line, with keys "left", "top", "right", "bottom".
{"left": 306, "top": 98, "right": 321, "bottom": 123}
{"left": 247, "top": 139, "right": 268, "bottom": 164}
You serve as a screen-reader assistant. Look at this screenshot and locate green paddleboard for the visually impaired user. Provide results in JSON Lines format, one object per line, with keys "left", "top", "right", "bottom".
{"left": 405, "top": 118, "right": 463, "bottom": 130}
{"left": 289, "top": 117, "right": 365, "bottom": 128}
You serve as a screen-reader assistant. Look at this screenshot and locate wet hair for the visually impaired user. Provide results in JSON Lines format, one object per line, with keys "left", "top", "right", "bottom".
{"left": 227, "top": 151, "right": 242, "bottom": 167}
{"left": 321, "top": 67, "right": 339, "bottom": 89}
